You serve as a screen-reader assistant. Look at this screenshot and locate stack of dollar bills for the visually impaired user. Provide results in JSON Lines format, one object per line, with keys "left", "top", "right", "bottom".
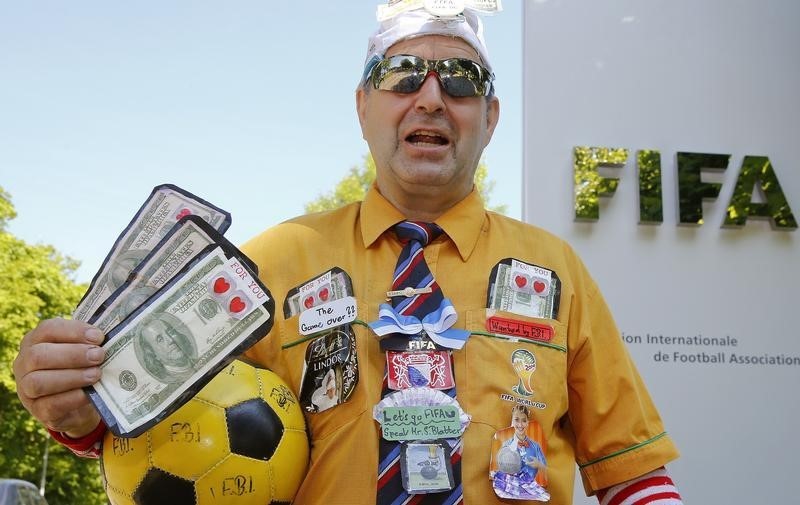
{"left": 75, "top": 184, "right": 274, "bottom": 437}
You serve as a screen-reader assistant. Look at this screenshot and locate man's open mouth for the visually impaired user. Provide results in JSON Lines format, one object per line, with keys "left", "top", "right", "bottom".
{"left": 406, "top": 130, "right": 450, "bottom": 146}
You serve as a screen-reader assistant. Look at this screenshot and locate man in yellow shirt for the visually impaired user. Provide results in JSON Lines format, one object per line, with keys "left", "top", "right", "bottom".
{"left": 13, "top": 3, "right": 683, "bottom": 503}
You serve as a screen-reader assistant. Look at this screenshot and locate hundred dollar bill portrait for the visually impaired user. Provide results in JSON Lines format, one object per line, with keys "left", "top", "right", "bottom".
{"left": 106, "top": 249, "right": 150, "bottom": 290}
{"left": 133, "top": 313, "right": 198, "bottom": 383}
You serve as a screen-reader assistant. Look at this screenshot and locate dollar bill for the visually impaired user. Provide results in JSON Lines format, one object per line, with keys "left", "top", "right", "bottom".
{"left": 283, "top": 268, "right": 354, "bottom": 318}
{"left": 88, "top": 216, "right": 251, "bottom": 333}
{"left": 87, "top": 244, "right": 274, "bottom": 437}
{"left": 73, "top": 184, "right": 231, "bottom": 322}
{"left": 487, "top": 262, "right": 559, "bottom": 319}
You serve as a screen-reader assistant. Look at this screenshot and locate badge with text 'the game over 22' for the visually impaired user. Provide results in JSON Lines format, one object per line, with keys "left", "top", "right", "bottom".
{"left": 284, "top": 268, "right": 360, "bottom": 413}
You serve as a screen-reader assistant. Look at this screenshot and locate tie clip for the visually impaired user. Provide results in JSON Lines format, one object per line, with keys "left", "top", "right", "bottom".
{"left": 386, "top": 287, "right": 432, "bottom": 299}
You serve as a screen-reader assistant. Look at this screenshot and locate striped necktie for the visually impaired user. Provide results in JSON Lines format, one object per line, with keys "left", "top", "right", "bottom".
{"left": 390, "top": 221, "right": 444, "bottom": 316}
{"left": 376, "top": 221, "right": 463, "bottom": 505}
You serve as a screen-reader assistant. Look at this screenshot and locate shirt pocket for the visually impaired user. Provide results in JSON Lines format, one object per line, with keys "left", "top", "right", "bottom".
{"left": 278, "top": 301, "right": 370, "bottom": 442}
{"left": 458, "top": 309, "right": 568, "bottom": 431}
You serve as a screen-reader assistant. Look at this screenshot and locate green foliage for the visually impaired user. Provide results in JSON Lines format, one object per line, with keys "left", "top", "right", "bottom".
{"left": 0, "top": 187, "right": 105, "bottom": 505}
{"left": 473, "top": 162, "right": 508, "bottom": 215}
{"left": 304, "top": 154, "right": 508, "bottom": 214}
{"left": 305, "top": 155, "right": 377, "bottom": 213}
{"left": 0, "top": 187, "right": 16, "bottom": 231}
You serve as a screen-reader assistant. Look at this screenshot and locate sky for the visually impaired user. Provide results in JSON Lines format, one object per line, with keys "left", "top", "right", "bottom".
{"left": 1, "top": 1, "right": 523, "bottom": 283}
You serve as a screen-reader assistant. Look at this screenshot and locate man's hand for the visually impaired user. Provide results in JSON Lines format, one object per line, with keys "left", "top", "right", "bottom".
{"left": 13, "top": 318, "right": 105, "bottom": 438}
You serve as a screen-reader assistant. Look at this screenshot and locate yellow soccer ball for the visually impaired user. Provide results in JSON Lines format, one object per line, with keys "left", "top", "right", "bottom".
{"left": 101, "top": 360, "right": 308, "bottom": 504}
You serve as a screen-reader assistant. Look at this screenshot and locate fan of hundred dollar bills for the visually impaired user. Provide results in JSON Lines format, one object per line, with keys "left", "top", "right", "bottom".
{"left": 75, "top": 184, "right": 274, "bottom": 437}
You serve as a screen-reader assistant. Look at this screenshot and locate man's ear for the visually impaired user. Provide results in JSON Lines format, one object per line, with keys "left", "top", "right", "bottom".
{"left": 483, "top": 95, "right": 500, "bottom": 148}
{"left": 355, "top": 87, "right": 368, "bottom": 139}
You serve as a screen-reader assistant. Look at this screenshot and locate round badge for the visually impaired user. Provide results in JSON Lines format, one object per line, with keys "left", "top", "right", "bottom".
{"left": 424, "top": 0, "right": 466, "bottom": 17}
{"left": 119, "top": 370, "right": 138, "bottom": 392}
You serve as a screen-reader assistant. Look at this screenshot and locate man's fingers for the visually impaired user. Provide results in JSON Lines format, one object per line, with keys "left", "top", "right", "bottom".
{"left": 17, "top": 366, "right": 101, "bottom": 402}
{"left": 14, "top": 342, "right": 105, "bottom": 375}
{"left": 20, "top": 318, "right": 104, "bottom": 347}
{"left": 25, "top": 389, "right": 99, "bottom": 433}
{"left": 11, "top": 317, "right": 107, "bottom": 434}
{"left": 14, "top": 341, "right": 105, "bottom": 378}
{"left": 13, "top": 318, "right": 105, "bottom": 379}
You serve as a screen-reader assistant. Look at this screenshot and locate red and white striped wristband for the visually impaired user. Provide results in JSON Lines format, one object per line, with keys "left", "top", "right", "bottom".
{"left": 597, "top": 467, "right": 683, "bottom": 505}
{"left": 47, "top": 421, "right": 107, "bottom": 459}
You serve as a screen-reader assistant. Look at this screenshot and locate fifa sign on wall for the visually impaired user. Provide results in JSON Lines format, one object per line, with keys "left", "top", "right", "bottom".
{"left": 522, "top": 1, "right": 799, "bottom": 503}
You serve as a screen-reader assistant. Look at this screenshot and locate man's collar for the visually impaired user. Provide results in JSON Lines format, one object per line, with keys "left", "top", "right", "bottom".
{"left": 360, "top": 184, "right": 486, "bottom": 261}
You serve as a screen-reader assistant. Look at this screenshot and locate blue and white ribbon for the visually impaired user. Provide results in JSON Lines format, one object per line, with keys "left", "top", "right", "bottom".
{"left": 369, "top": 298, "right": 470, "bottom": 349}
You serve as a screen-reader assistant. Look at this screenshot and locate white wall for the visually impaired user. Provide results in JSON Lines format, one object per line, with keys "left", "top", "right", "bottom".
{"left": 522, "top": 1, "right": 800, "bottom": 502}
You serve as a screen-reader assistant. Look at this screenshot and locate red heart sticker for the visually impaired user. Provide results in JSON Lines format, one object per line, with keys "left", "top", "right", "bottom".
{"left": 229, "top": 296, "right": 246, "bottom": 313}
{"left": 213, "top": 277, "right": 231, "bottom": 294}
{"left": 533, "top": 281, "right": 546, "bottom": 294}
{"left": 514, "top": 275, "right": 528, "bottom": 289}
{"left": 304, "top": 296, "right": 315, "bottom": 309}
{"left": 175, "top": 208, "right": 192, "bottom": 220}
{"left": 318, "top": 287, "right": 329, "bottom": 302}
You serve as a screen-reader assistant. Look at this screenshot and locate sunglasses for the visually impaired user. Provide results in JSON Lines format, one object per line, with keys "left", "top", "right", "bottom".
{"left": 364, "top": 54, "right": 494, "bottom": 98}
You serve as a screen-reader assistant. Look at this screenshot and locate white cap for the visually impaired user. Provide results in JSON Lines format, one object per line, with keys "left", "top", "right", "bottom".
{"left": 365, "top": 7, "right": 493, "bottom": 72}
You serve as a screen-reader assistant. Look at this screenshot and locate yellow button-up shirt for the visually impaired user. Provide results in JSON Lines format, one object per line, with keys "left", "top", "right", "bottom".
{"left": 242, "top": 185, "right": 678, "bottom": 504}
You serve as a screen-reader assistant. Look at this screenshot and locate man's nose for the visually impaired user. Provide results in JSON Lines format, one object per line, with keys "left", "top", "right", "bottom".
{"left": 413, "top": 71, "right": 446, "bottom": 113}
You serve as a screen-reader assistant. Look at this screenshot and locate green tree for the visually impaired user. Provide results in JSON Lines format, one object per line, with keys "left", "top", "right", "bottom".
{"left": 305, "top": 154, "right": 508, "bottom": 214}
{"left": 0, "top": 187, "right": 106, "bottom": 505}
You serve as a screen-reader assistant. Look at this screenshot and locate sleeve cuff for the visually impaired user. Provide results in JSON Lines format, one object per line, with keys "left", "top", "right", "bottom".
{"left": 48, "top": 421, "right": 107, "bottom": 459}
{"left": 596, "top": 467, "right": 683, "bottom": 505}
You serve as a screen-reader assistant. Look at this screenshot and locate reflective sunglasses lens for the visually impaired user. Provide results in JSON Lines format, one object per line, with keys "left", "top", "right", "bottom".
{"left": 377, "top": 71, "right": 425, "bottom": 93}
{"left": 374, "top": 56, "right": 426, "bottom": 93}
{"left": 371, "top": 56, "right": 491, "bottom": 97}
{"left": 439, "top": 59, "right": 489, "bottom": 97}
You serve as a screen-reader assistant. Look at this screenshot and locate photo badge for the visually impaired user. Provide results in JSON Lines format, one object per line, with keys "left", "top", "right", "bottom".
{"left": 486, "top": 259, "right": 561, "bottom": 319}
{"left": 489, "top": 404, "right": 550, "bottom": 501}
{"left": 298, "top": 326, "right": 358, "bottom": 413}
{"left": 400, "top": 441, "right": 455, "bottom": 494}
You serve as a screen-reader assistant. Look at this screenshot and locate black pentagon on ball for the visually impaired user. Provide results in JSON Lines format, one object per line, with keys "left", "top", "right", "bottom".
{"left": 226, "top": 398, "right": 284, "bottom": 460}
{"left": 133, "top": 467, "right": 195, "bottom": 505}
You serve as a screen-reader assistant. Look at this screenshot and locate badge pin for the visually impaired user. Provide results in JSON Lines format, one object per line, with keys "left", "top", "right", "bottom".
{"left": 400, "top": 440, "right": 456, "bottom": 494}
{"left": 387, "top": 350, "right": 455, "bottom": 390}
{"left": 373, "top": 388, "right": 471, "bottom": 441}
{"left": 386, "top": 286, "right": 433, "bottom": 299}
{"left": 424, "top": 0, "right": 466, "bottom": 18}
